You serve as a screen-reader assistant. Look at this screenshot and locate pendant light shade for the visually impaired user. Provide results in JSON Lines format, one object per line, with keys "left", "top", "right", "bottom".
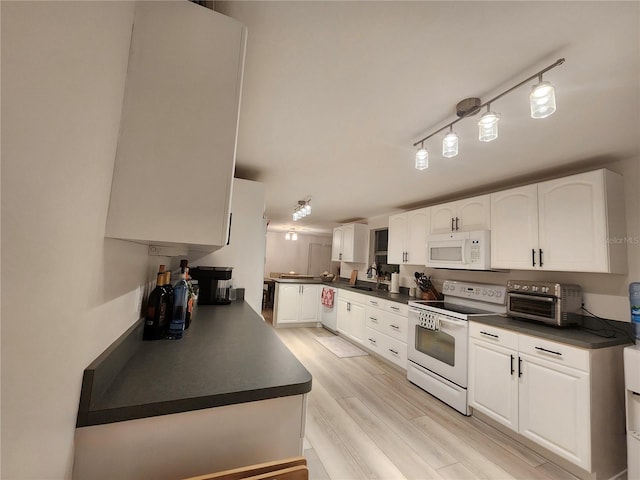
{"left": 285, "top": 232, "right": 291, "bottom": 240}
{"left": 530, "top": 80, "right": 556, "bottom": 119}
{"left": 291, "top": 232, "right": 298, "bottom": 241}
{"left": 442, "top": 130, "right": 458, "bottom": 158}
{"left": 478, "top": 110, "right": 500, "bottom": 142}
{"left": 415, "top": 146, "right": 428, "bottom": 170}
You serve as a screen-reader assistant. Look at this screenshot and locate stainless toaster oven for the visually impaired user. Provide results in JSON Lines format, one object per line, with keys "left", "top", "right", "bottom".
{"left": 506, "top": 280, "right": 582, "bottom": 327}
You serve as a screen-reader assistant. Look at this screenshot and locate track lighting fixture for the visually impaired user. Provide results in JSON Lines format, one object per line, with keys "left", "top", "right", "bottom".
{"left": 413, "top": 58, "right": 565, "bottom": 169}
{"left": 292, "top": 199, "right": 311, "bottom": 221}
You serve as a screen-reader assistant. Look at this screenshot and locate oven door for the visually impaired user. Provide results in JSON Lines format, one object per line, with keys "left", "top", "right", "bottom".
{"left": 507, "top": 292, "right": 558, "bottom": 324}
{"left": 408, "top": 308, "right": 468, "bottom": 387}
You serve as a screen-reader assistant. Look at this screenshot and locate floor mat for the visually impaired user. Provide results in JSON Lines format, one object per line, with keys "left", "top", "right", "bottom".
{"left": 315, "top": 335, "right": 369, "bottom": 358}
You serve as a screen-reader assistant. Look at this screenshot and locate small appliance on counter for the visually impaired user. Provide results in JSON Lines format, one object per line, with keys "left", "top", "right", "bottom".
{"left": 189, "top": 266, "right": 233, "bottom": 305}
{"left": 506, "top": 280, "right": 582, "bottom": 327}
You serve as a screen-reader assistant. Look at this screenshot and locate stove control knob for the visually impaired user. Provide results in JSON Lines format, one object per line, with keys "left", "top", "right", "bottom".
{"left": 512, "top": 284, "right": 520, "bottom": 290}
{"left": 449, "top": 285, "right": 455, "bottom": 292}
{"left": 531, "top": 286, "right": 539, "bottom": 292}
{"left": 482, "top": 289, "right": 487, "bottom": 296}
{"left": 522, "top": 285, "right": 529, "bottom": 291}
{"left": 496, "top": 291, "right": 502, "bottom": 297}
{"left": 542, "top": 286, "right": 549, "bottom": 294}
{"left": 488, "top": 290, "right": 495, "bottom": 297}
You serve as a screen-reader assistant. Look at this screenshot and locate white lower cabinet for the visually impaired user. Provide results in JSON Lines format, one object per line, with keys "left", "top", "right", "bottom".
{"left": 274, "top": 283, "right": 320, "bottom": 326}
{"left": 363, "top": 297, "right": 408, "bottom": 369}
{"left": 336, "top": 291, "right": 366, "bottom": 344}
{"left": 469, "top": 322, "right": 627, "bottom": 479}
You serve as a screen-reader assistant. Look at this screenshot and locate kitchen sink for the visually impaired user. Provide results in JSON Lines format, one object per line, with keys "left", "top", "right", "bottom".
{"left": 350, "top": 285, "right": 373, "bottom": 291}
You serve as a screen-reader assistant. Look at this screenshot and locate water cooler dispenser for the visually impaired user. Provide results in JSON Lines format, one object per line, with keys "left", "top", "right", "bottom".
{"left": 625, "top": 345, "right": 640, "bottom": 479}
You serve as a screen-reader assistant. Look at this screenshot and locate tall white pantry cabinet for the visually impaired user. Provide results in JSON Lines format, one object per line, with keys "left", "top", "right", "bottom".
{"left": 105, "top": 2, "right": 246, "bottom": 251}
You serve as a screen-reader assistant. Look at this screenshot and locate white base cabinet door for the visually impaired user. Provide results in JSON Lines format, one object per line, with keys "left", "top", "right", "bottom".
{"left": 274, "top": 284, "right": 320, "bottom": 326}
{"left": 518, "top": 353, "right": 590, "bottom": 470}
{"left": 337, "top": 292, "right": 366, "bottom": 345}
{"left": 468, "top": 338, "right": 518, "bottom": 431}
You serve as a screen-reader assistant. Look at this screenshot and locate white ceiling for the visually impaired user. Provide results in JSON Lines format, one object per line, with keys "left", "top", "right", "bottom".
{"left": 217, "top": 1, "right": 640, "bottom": 236}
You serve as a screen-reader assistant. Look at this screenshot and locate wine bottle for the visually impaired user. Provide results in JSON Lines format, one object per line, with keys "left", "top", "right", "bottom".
{"left": 168, "top": 267, "right": 188, "bottom": 339}
{"left": 143, "top": 265, "right": 170, "bottom": 341}
{"left": 162, "top": 271, "right": 174, "bottom": 338}
{"left": 180, "top": 260, "right": 195, "bottom": 329}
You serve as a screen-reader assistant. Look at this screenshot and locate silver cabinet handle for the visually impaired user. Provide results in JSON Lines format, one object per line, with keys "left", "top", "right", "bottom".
{"left": 390, "top": 306, "right": 400, "bottom": 311}
{"left": 370, "top": 300, "right": 378, "bottom": 306}
{"left": 368, "top": 338, "right": 377, "bottom": 344}
{"left": 389, "top": 348, "right": 399, "bottom": 355}
{"left": 390, "top": 324, "right": 400, "bottom": 330}
{"left": 532, "top": 248, "right": 536, "bottom": 267}
{"left": 451, "top": 217, "right": 455, "bottom": 231}
{"left": 455, "top": 217, "right": 459, "bottom": 230}
{"left": 369, "top": 316, "right": 378, "bottom": 323}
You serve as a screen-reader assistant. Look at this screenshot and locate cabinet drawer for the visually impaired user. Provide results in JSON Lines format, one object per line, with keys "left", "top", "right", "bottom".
{"left": 365, "top": 327, "right": 407, "bottom": 369}
{"left": 386, "top": 301, "right": 408, "bottom": 316}
{"left": 365, "top": 305, "right": 385, "bottom": 330}
{"left": 469, "top": 322, "right": 518, "bottom": 351}
{"left": 383, "top": 311, "right": 408, "bottom": 343}
{"left": 366, "top": 297, "right": 386, "bottom": 309}
{"left": 518, "top": 334, "right": 589, "bottom": 372}
{"left": 338, "top": 289, "right": 367, "bottom": 304}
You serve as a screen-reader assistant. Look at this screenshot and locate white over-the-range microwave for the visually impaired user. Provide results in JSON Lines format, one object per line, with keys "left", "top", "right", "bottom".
{"left": 425, "top": 230, "right": 491, "bottom": 270}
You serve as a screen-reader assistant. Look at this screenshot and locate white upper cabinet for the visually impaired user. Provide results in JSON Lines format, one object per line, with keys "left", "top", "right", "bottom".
{"left": 105, "top": 2, "right": 246, "bottom": 250}
{"left": 491, "top": 169, "right": 627, "bottom": 272}
{"left": 332, "top": 223, "right": 368, "bottom": 263}
{"left": 490, "top": 185, "right": 540, "bottom": 269}
{"left": 388, "top": 207, "right": 430, "bottom": 265}
{"left": 430, "top": 195, "right": 491, "bottom": 234}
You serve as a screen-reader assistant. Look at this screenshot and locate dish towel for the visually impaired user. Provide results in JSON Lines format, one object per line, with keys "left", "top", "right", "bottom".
{"left": 321, "top": 287, "right": 334, "bottom": 308}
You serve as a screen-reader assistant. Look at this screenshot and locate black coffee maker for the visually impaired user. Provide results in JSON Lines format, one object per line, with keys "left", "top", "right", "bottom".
{"left": 189, "top": 267, "right": 233, "bottom": 305}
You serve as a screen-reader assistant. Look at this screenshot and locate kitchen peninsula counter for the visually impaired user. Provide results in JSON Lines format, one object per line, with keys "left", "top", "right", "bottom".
{"left": 76, "top": 301, "right": 312, "bottom": 427}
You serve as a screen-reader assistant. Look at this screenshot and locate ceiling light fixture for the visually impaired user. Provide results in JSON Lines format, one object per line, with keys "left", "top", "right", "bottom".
{"left": 415, "top": 142, "right": 428, "bottom": 170}
{"left": 413, "top": 58, "right": 565, "bottom": 169}
{"left": 293, "top": 199, "right": 311, "bottom": 221}
{"left": 442, "top": 126, "right": 458, "bottom": 158}
{"left": 285, "top": 230, "right": 298, "bottom": 241}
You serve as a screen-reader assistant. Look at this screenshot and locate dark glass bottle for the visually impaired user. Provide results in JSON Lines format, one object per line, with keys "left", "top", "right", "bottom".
{"left": 168, "top": 267, "right": 188, "bottom": 339}
{"left": 162, "top": 271, "right": 174, "bottom": 337}
{"left": 143, "top": 265, "right": 170, "bottom": 341}
{"left": 180, "top": 260, "right": 195, "bottom": 329}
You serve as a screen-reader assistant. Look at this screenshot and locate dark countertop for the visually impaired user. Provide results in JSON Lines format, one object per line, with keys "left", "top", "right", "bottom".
{"left": 77, "top": 302, "right": 312, "bottom": 427}
{"left": 325, "top": 280, "right": 414, "bottom": 305}
{"left": 471, "top": 314, "right": 634, "bottom": 349}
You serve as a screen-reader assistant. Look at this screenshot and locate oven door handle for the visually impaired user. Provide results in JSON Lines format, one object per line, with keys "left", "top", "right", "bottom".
{"left": 508, "top": 293, "right": 555, "bottom": 302}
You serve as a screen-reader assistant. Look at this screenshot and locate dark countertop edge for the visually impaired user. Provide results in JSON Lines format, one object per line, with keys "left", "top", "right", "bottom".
{"left": 80, "top": 380, "right": 312, "bottom": 427}
{"left": 471, "top": 314, "right": 634, "bottom": 349}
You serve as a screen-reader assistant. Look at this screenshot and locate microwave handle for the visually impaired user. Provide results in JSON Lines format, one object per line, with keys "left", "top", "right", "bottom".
{"left": 508, "top": 292, "right": 555, "bottom": 302}
{"left": 461, "top": 239, "right": 468, "bottom": 264}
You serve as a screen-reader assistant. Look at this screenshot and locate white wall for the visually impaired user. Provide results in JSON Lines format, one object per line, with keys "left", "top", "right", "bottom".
{"left": 1, "top": 3, "right": 153, "bottom": 479}
{"left": 265, "top": 231, "right": 333, "bottom": 278}
{"left": 338, "top": 158, "right": 640, "bottom": 321}
{"left": 186, "top": 179, "right": 266, "bottom": 315}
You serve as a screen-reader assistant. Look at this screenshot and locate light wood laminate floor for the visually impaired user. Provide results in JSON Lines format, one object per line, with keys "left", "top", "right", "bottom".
{"left": 274, "top": 326, "right": 583, "bottom": 480}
